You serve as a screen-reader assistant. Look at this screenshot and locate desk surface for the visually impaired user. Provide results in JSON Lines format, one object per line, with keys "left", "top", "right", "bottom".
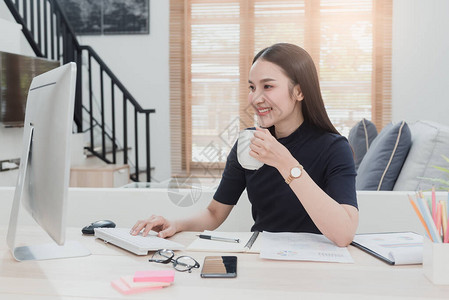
{"left": 1, "top": 227, "right": 449, "bottom": 300}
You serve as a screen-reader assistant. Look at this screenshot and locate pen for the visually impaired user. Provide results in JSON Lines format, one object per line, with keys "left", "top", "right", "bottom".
{"left": 197, "top": 234, "right": 240, "bottom": 243}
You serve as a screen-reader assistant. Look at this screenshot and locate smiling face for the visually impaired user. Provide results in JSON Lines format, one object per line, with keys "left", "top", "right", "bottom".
{"left": 248, "top": 59, "right": 304, "bottom": 138}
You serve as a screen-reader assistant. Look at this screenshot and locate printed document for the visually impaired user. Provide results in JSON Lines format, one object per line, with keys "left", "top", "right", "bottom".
{"left": 260, "top": 232, "right": 354, "bottom": 263}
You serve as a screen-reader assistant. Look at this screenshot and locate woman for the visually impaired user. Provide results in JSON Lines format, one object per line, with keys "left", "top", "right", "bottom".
{"left": 132, "top": 43, "right": 358, "bottom": 247}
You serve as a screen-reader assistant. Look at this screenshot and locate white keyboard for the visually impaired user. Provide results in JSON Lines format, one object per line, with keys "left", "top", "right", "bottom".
{"left": 94, "top": 228, "right": 185, "bottom": 255}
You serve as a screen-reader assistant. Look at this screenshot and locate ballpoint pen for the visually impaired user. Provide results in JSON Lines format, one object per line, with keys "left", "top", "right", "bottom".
{"left": 197, "top": 234, "right": 240, "bottom": 243}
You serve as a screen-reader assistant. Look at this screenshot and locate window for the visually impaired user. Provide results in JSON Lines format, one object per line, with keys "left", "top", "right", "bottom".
{"left": 170, "top": 0, "right": 392, "bottom": 177}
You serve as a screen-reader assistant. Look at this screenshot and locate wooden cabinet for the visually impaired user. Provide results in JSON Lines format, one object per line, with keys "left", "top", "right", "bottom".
{"left": 70, "top": 164, "right": 130, "bottom": 188}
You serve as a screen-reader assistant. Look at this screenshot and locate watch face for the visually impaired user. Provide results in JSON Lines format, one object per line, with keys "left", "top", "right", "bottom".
{"left": 291, "top": 167, "right": 302, "bottom": 177}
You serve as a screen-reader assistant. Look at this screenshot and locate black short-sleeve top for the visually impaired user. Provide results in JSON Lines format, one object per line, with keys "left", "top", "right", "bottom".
{"left": 213, "top": 121, "right": 358, "bottom": 234}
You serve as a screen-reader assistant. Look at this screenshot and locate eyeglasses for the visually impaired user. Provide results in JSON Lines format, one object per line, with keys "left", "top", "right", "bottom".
{"left": 148, "top": 249, "right": 200, "bottom": 273}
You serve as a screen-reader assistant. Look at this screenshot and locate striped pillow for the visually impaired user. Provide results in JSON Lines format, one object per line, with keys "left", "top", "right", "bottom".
{"left": 348, "top": 119, "right": 378, "bottom": 170}
{"left": 356, "top": 121, "right": 411, "bottom": 191}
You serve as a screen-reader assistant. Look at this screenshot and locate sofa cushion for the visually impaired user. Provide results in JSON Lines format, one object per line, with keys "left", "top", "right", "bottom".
{"left": 348, "top": 119, "right": 378, "bottom": 170}
{"left": 393, "top": 121, "right": 449, "bottom": 191}
{"left": 356, "top": 121, "right": 411, "bottom": 191}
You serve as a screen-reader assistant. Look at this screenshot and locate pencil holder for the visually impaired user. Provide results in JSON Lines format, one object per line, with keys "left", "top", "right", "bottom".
{"left": 423, "top": 238, "right": 449, "bottom": 285}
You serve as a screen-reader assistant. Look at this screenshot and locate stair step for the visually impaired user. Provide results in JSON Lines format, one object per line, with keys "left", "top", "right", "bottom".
{"left": 85, "top": 146, "right": 130, "bottom": 157}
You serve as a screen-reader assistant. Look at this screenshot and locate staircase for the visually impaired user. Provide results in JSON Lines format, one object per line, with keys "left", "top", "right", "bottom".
{"left": 3, "top": 0, "right": 155, "bottom": 182}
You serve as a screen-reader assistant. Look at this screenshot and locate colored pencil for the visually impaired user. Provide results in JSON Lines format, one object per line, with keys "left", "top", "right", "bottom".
{"left": 436, "top": 201, "right": 442, "bottom": 237}
{"left": 432, "top": 186, "right": 437, "bottom": 224}
{"left": 416, "top": 195, "right": 442, "bottom": 243}
{"left": 408, "top": 195, "right": 432, "bottom": 241}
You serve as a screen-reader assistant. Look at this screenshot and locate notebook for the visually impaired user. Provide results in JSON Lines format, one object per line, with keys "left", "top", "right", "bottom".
{"left": 94, "top": 228, "right": 185, "bottom": 255}
{"left": 351, "top": 232, "right": 423, "bottom": 265}
{"left": 186, "top": 231, "right": 261, "bottom": 253}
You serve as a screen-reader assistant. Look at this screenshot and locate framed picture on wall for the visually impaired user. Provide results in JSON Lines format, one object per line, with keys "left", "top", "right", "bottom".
{"left": 57, "top": 0, "right": 150, "bottom": 35}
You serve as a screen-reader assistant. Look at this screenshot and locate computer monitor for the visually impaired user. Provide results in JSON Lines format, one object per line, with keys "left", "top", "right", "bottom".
{"left": 6, "top": 62, "right": 90, "bottom": 261}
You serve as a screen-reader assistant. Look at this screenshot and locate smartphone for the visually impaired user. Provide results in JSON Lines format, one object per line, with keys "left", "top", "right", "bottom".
{"left": 200, "top": 256, "right": 237, "bottom": 278}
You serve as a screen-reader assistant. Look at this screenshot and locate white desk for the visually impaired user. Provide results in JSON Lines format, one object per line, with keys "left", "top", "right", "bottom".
{"left": 1, "top": 227, "right": 449, "bottom": 299}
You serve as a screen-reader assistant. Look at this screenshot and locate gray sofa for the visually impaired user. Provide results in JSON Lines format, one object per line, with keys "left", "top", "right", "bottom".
{"left": 349, "top": 120, "right": 449, "bottom": 191}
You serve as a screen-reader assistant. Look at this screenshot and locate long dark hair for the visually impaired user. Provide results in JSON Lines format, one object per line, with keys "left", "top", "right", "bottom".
{"left": 253, "top": 43, "right": 339, "bottom": 135}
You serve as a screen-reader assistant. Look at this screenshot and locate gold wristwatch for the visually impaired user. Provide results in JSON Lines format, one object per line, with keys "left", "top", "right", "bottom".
{"left": 285, "top": 165, "right": 304, "bottom": 184}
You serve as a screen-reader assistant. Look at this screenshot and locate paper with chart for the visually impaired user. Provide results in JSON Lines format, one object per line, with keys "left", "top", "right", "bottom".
{"left": 259, "top": 232, "right": 354, "bottom": 263}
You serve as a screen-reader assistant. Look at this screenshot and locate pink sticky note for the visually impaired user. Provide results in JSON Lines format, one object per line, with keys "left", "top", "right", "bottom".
{"left": 120, "top": 276, "right": 171, "bottom": 289}
{"left": 111, "top": 278, "right": 163, "bottom": 295}
{"left": 134, "top": 270, "right": 175, "bottom": 283}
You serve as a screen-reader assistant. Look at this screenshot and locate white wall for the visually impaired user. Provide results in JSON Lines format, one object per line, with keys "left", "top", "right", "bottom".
{"left": 0, "top": 18, "right": 22, "bottom": 54}
{"left": 0, "top": 127, "right": 22, "bottom": 186}
{"left": 392, "top": 0, "right": 449, "bottom": 125}
{"left": 76, "top": 1, "right": 170, "bottom": 182}
{"left": 0, "top": 1, "right": 34, "bottom": 56}
{"left": 2, "top": 0, "right": 449, "bottom": 185}
{"left": 0, "top": 3, "right": 30, "bottom": 186}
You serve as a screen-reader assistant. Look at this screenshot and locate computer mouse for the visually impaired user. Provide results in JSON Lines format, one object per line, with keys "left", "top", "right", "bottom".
{"left": 82, "top": 220, "right": 116, "bottom": 235}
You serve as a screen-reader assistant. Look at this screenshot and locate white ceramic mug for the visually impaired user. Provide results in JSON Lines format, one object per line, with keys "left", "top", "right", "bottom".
{"left": 237, "top": 129, "right": 264, "bottom": 170}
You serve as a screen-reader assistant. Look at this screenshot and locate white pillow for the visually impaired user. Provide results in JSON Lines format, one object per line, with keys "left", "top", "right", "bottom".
{"left": 393, "top": 121, "right": 449, "bottom": 191}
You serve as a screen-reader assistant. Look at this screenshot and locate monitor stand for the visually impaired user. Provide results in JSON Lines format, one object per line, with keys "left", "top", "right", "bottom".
{"left": 6, "top": 127, "right": 91, "bottom": 261}
{"left": 10, "top": 241, "right": 91, "bottom": 261}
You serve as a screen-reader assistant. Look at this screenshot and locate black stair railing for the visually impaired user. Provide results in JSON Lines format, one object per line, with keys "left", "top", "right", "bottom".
{"left": 4, "top": 0, "right": 155, "bottom": 182}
